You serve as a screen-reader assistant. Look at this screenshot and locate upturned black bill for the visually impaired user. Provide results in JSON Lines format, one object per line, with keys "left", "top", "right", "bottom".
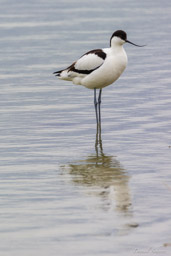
{"left": 126, "top": 40, "right": 146, "bottom": 47}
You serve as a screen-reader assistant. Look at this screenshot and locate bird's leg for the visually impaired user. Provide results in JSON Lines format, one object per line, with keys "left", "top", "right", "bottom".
{"left": 95, "top": 119, "right": 103, "bottom": 157}
{"left": 98, "top": 128, "right": 103, "bottom": 155}
{"left": 94, "top": 88, "right": 98, "bottom": 125}
{"left": 98, "top": 89, "right": 102, "bottom": 127}
{"left": 95, "top": 124, "right": 99, "bottom": 156}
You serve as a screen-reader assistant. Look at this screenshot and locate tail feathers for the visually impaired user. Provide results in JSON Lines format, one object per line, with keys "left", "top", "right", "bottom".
{"left": 53, "top": 69, "right": 64, "bottom": 76}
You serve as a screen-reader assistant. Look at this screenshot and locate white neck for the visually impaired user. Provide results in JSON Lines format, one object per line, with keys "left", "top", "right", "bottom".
{"left": 110, "top": 37, "right": 125, "bottom": 49}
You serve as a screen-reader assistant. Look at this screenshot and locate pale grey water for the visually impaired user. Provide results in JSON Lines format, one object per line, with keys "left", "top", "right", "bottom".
{"left": 0, "top": 0, "right": 171, "bottom": 255}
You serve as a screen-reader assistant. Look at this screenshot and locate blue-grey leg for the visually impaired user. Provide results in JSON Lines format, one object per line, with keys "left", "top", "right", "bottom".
{"left": 98, "top": 89, "right": 102, "bottom": 125}
{"left": 94, "top": 88, "right": 98, "bottom": 125}
{"left": 95, "top": 115, "right": 103, "bottom": 156}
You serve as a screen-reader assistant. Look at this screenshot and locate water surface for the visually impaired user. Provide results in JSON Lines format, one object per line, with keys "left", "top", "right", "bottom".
{"left": 0, "top": 0, "right": 171, "bottom": 255}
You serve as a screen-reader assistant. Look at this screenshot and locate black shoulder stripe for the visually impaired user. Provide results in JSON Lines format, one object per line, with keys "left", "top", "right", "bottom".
{"left": 84, "top": 49, "right": 106, "bottom": 60}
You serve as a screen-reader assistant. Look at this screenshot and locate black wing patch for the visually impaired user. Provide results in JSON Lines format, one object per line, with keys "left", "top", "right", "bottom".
{"left": 83, "top": 49, "right": 106, "bottom": 60}
{"left": 53, "top": 49, "right": 106, "bottom": 76}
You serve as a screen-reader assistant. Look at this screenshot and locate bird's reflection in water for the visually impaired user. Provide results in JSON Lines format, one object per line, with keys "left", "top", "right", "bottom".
{"left": 63, "top": 125, "right": 138, "bottom": 233}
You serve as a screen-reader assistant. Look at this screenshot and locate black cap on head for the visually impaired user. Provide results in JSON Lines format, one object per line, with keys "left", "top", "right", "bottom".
{"left": 113, "top": 30, "right": 127, "bottom": 40}
{"left": 110, "top": 30, "right": 127, "bottom": 46}
{"left": 110, "top": 30, "right": 146, "bottom": 47}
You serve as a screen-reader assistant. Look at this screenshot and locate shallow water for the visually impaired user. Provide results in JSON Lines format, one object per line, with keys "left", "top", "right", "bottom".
{"left": 0, "top": 0, "right": 171, "bottom": 255}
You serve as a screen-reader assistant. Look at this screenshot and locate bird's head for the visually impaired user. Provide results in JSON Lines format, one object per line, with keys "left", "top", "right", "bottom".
{"left": 110, "top": 30, "right": 145, "bottom": 47}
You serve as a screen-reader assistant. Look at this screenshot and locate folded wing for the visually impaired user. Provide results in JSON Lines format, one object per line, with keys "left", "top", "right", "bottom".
{"left": 53, "top": 49, "right": 106, "bottom": 78}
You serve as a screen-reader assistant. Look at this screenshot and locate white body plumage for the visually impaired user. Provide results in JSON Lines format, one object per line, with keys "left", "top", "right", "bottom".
{"left": 55, "top": 35, "right": 128, "bottom": 89}
{"left": 54, "top": 30, "right": 144, "bottom": 125}
{"left": 80, "top": 47, "right": 127, "bottom": 89}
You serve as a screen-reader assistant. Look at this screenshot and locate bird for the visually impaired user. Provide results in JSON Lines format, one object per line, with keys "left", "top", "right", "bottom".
{"left": 53, "top": 30, "right": 144, "bottom": 126}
